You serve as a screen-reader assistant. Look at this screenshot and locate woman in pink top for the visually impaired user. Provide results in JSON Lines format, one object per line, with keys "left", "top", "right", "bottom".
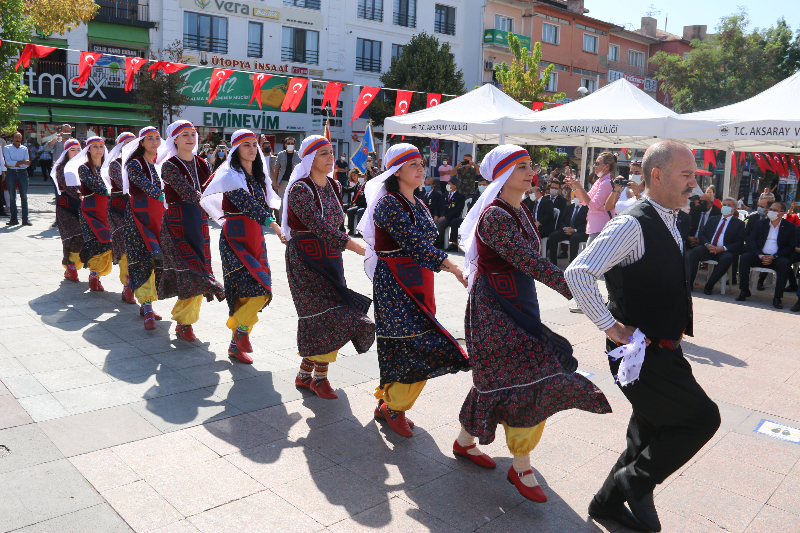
{"left": 565, "top": 151, "right": 617, "bottom": 245}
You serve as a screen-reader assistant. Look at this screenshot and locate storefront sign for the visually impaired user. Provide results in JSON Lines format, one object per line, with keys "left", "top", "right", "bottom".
{"left": 608, "top": 70, "right": 657, "bottom": 92}
{"left": 181, "top": 0, "right": 323, "bottom": 28}
{"left": 18, "top": 68, "right": 133, "bottom": 105}
{"left": 90, "top": 44, "right": 141, "bottom": 57}
{"left": 181, "top": 106, "right": 312, "bottom": 132}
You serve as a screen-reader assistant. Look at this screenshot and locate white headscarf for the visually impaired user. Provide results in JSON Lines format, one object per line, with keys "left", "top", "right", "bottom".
{"left": 121, "top": 126, "right": 163, "bottom": 195}
{"left": 100, "top": 132, "right": 136, "bottom": 183}
{"left": 461, "top": 145, "right": 531, "bottom": 290}
{"left": 356, "top": 143, "right": 423, "bottom": 280}
{"left": 155, "top": 120, "right": 199, "bottom": 166}
{"left": 200, "top": 129, "right": 282, "bottom": 226}
{"left": 50, "top": 138, "right": 81, "bottom": 191}
{"left": 64, "top": 136, "right": 110, "bottom": 191}
{"left": 280, "top": 135, "right": 333, "bottom": 242}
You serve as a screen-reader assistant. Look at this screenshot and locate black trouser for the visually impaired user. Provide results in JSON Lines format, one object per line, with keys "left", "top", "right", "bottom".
{"left": 346, "top": 206, "right": 365, "bottom": 233}
{"left": 688, "top": 246, "right": 735, "bottom": 289}
{"left": 547, "top": 229, "right": 587, "bottom": 263}
{"left": 739, "top": 252, "right": 791, "bottom": 298}
{"left": 435, "top": 217, "right": 455, "bottom": 248}
{"left": 448, "top": 217, "right": 464, "bottom": 244}
{"left": 596, "top": 340, "right": 720, "bottom": 505}
{"left": 39, "top": 159, "right": 53, "bottom": 181}
{"left": 787, "top": 253, "right": 800, "bottom": 292}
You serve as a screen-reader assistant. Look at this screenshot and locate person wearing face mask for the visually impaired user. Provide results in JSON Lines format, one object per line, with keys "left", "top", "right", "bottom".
{"left": 687, "top": 197, "right": 746, "bottom": 295}
{"left": 737, "top": 202, "right": 797, "bottom": 308}
{"left": 335, "top": 152, "right": 349, "bottom": 186}
{"left": 547, "top": 196, "right": 589, "bottom": 265}
{"left": 607, "top": 160, "right": 644, "bottom": 215}
{"left": 434, "top": 177, "right": 465, "bottom": 249}
{"left": 688, "top": 193, "right": 721, "bottom": 249}
{"left": 545, "top": 180, "right": 567, "bottom": 213}
{"left": 260, "top": 138, "right": 276, "bottom": 179}
{"left": 272, "top": 136, "right": 301, "bottom": 225}
{"left": 564, "top": 152, "right": 617, "bottom": 247}
{"left": 212, "top": 143, "right": 228, "bottom": 172}
{"left": 445, "top": 177, "right": 489, "bottom": 251}
{"left": 414, "top": 176, "right": 443, "bottom": 221}
{"left": 523, "top": 185, "right": 556, "bottom": 240}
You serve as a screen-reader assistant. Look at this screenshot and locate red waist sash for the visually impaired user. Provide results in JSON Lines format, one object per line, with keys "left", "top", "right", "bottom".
{"left": 223, "top": 215, "right": 272, "bottom": 291}
{"left": 81, "top": 194, "right": 112, "bottom": 243}
{"left": 130, "top": 194, "right": 165, "bottom": 254}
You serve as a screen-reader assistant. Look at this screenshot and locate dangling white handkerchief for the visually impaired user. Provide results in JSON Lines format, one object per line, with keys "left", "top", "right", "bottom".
{"left": 607, "top": 329, "right": 647, "bottom": 387}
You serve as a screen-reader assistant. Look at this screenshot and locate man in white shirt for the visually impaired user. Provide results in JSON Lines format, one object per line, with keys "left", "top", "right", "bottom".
{"left": 3, "top": 132, "right": 32, "bottom": 226}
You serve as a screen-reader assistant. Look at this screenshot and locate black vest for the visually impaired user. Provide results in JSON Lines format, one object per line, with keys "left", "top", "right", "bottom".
{"left": 605, "top": 199, "right": 693, "bottom": 340}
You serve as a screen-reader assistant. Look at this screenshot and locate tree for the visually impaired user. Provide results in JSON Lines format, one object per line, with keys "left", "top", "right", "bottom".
{"left": 367, "top": 31, "right": 465, "bottom": 149}
{"left": 0, "top": 0, "right": 97, "bottom": 134}
{"left": 135, "top": 41, "right": 191, "bottom": 133}
{"left": 764, "top": 18, "right": 800, "bottom": 80}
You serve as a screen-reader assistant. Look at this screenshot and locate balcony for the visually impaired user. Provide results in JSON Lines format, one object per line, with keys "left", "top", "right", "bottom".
{"left": 94, "top": 0, "right": 155, "bottom": 28}
{"left": 356, "top": 57, "right": 382, "bottom": 73}
{"left": 483, "top": 29, "right": 531, "bottom": 50}
{"left": 184, "top": 34, "right": 228, "bottom": 55}
{"left": 281, "top": 47, "right": 319, "bottom": 65}
{"left": 283, "top": 0, "right": 321, "bottom": 10}
{"left": 357, "top": 5, "right": 383, "bottom": 22}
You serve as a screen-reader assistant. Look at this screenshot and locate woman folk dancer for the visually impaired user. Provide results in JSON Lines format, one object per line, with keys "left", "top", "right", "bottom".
{"left": 456, "top": 146, "right": 611, "bottom": 502}
{"left": 282, "top": 135, "right": 375, "bottom": 399}
{"left": 122, "top": 127, "right": 166, "bottom": 330}
{"left": 200, "top": 129, "right": 283, "bottom": 364}
{"left": 64, "top": 136, "right": 113, "bottom": 292}
{"left": 156, "top": 121, "right": 225, "bottom": 341}
{"left": 101, "top": 132, "right": 137, "bottom": 304}
{"left": 358, "top": 143, "right": 469, "bottom": 437}
{"left": 52, "top": 139, "right": 84, "bottom": 281}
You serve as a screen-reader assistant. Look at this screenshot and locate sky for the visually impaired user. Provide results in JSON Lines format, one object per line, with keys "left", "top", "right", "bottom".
{"left": 585, "top": 0, "right": 800, "bottom": 36}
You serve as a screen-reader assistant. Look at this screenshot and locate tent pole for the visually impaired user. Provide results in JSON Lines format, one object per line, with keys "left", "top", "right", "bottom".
{"left": 500, "top": 133, "right": 505, "bottom": 144}
{"left": 381, "top": 131, "right": 387, "bottom": 167}
{"left": 579, "top": 137, "right": 589, "bottom": 187}
{"left": 471, "top": 136, "right": 477, "bottom": 160}
{"left": 722, "top": 146, "right": 733, "bottom": 198}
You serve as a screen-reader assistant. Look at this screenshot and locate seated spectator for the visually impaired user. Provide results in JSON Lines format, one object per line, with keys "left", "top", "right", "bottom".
{"left": 523, "top": 185, "right": 556, "bottom": 239}
{"left": 415, "top": 176, "right": 443, "bottom": 220}
{"left": 446, "top": 177, "right": 488, "bottom": 252}
{"left": 736, "top": 202, "right": 797, "bottom": 309}
{"left": 547, "top": 198, "right": 588, "bottom": 265}
{"left": 688, "top": 197, "right": 746, "bottom": 294}
{"left": 688, "top": 193, "right": 721, "bottom": 249}
{"left": 345, "top": 172, "right": 368, "bottom": 235}
{"left": 435, "top": 176, "right": 465, "bottom": 248}
{"left": 787, "top": 223, "right": 800, "bottom": 296}
{"left": 738, "top": 197, "right": 749, "bottom": 212}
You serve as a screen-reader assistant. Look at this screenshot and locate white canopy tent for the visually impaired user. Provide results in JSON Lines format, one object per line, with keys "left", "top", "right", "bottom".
{"left": 665, "top": 70, "right": 800, "bottom": 196}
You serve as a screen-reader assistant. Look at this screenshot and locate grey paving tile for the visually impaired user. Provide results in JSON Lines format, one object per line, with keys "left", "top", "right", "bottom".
{"left": 0, "top": 423, "right": 63, "bottom": 474}
{"left": 10, "top": 503, "right": 133, "bottom": 533}
{"left": 0, "top": 459, "right": 104, "bottom": 532}
{"left": 150, "top": 346, "right": 221, "bottom": 369}
{"left": 328, "top": 496, "right": 458, "bottom": 533}
{"left": 38, "top": 405, "right": 161, "bottom": 457}
{"left": 0, "top": 379, "right": 9, "bottom": 396}
{"left": 225, "top": 439, "right": 336, "bottom": 489}
{"left": 175, "top": 358, "right": 261, "bottom": 388}
{"left": 17, "top": 393, "right": 71, "bottom": 422}
{"left": 185, "top": 413, "right": 284, "bottom": 456}
{"left": 0, "top": 357, "right": 29, "bottom": 378}
{"left": 77, "top": 342, "right": 147, "bottom": 365}
{"left": 34, "top": 364, "right": 114, "bottom": 393}
{"left": 102, "top": 480, "right": 184, "bottom": 532}
{"left": 206, "top": 373, "right": 308, "bottom": 413}
{"left": 188, "top": 490, "right": 322, "bottom": 533}
{"left": 341, "top": 445, "right": 455, "bottom": 495}
{"left": 98, "top": 354, "right": 162, "bottom": 380}
{"left": 115, "top": 368, "right": 202, "bottom": 401}
{"left": 128, "top": 388, "right": 242, "bottom": 432}
{"left": 0, "top": 394, "right": 34, "bottom": 429}
{"left": 111, "top": 431, "right": 220, "bottom": 479}
{"left": 2, "top": 373, "right": 47, "bottom": 398}
{"left": 148, "top": 520, "right": 201, "bottom": 533}
{"left": 15, "top": 349, "right": 89, "bottom": 374}
{"left": 53, "top": 381, "right": 140, "bottom": 415}
{"left": 69, "top": 448, "right": 141, "bottom": 492}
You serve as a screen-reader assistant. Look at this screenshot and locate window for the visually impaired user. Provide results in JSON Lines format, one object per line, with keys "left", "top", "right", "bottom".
{"left": 576, "top": 23, "right": 607, "bottom": 35}
{"left": 541, "top": 70, "right": 557, "bottom": 92}
{"left": 539, "top": 61, "right": 569, "bottom": 72}
{"left": 535, "top": 13, "right": 570, "bottom": 25}
{"left": 573, "top": 67, "right": 605, "bottom": 79}
{"left": 683, "top": 52, "right": 690, "bottom": 60}
{"left": 283, "top": 0, "right": 320, "bottom": 10}
{"left": 183, "top": 12, "right": 228, "bottom": 54}
{"left": 248, "top": 22, "right": 263, "bottom": 58}
{"left": 583, "top": 33, "right": 598, "bottom": 53}
{"left": 281, "top": 27, "right": 319, "bottom": 64}
{"left": 608, "top": 44, "right": 619, "bottom": 62}
{"left": 582, "top": 78, "right": 596, "bottom": 92}
{"left": 434, "top": 4, "right": 455, "bottom": 36}
{"left": 495, "top": 14, "right": 513, "bottom": 33}
{"left": 358, "top": 0, "right": 383, "bottom": 22}
{"left": 542, "top": 22, "right": 559, "bottom": 44}
{"left": 391, "top": 43, "right": 405, "bottom": 62}
{"left": 629, "top": 50, "right": 645, "bottom": 67}
{"left": 356, "top": 38, "right": 382, "bottom": 72}
{"left": 393, "top": 0, "right": 416, "bottom": 28}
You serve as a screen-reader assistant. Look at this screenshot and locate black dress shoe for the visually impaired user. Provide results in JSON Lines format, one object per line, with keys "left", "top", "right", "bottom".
{"left": 735, "top": 290, "right": 751, "bottom": 301}
{"left": 614, "top": 469, "right": 661, "bottom": 532}
{"left": 22, "top": 221, "right": 32, "bottom": 226}
{"left": 588, "top": 495, "right": 650, "bottom": 532}
{"left": 703, "top": 286, "right": 713, "bottom": 295}
{"left": 6, "top": 219, "right": 19, "bottom": 226}
{"left": 756, "top": 282, "right": 766, "bottom": 291}
{"left": 446, "top": 244, "right": 458, "bottom": 252}
{"left": 773, "top": 298, "right": 783, "bottom": 309}
{"left": 790, "top": 299, "right": 800, "bottom": 312}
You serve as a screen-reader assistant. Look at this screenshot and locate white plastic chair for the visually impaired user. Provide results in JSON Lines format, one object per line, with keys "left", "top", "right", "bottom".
{"left": 750, "top": 267, "right": 776, "bottom": 294}
{"left": 704, "top": 260, "right": 731, "bottom": 295}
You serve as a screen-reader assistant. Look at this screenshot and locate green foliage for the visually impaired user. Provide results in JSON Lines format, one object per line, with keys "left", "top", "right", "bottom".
{"left": 135, "top": 41, "right": 191, "bottom": 133}
{"left": 764, "top": 18, "right": 800, "bottom": 80}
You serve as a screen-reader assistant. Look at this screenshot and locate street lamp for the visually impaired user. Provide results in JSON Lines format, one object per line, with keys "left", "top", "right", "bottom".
{"left": 577, "top": 86, "right": 589, "bottom": 97}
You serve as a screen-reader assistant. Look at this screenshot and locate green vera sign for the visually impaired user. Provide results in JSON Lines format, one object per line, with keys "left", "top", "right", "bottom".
{"left": 178, "top": 67, "right": 307, "bottom": 113}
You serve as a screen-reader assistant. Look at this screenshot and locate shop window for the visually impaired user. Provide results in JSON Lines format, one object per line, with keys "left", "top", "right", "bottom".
{"left": 282, "top": 27, "right": 320, "bottom": 64}
{"left": 184, "top": 12, "right": 228, "bottom": 54}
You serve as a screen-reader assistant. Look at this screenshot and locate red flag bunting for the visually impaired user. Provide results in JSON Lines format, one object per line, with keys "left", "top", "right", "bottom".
{"left": 125, "top": 57, "right": 148, "bottom": 91}
{"left": 753, "top": 153, "right": 769, "bottom": 174}
{"left": 147, "top": 61, "right": 189, "bottom": 79}
{"left": 769, "top": 153, "right": 785, "bottom": 177}
{"left": 15, "top": 44, "right": 56, "bottom": 70}
{"left": 321, "top": 82, "right": 344, "bottom": 113}
{"left": 427, "top": 93, "right": 441, "bottom": 108}
{"left": 702, "top": 149, "right": 717, "bottom": 169}
{"left": 72, "top": 52, "right": 103, "bottom": 90}
{"left": 350, "top": 86, "right": 380, "bottom": 125}
{"left": 281, "top": 77, "right": 309, "bottom": 112}
{"left": 248, "top": 73, "right": 272, "bottom": 109}
{"left": 790, "top": 155, "right": 800, "bottom": 178}
{"left": 739, "top": 151, "right": 746, "bottom": 163}
{"left": 207, "top": 68, "right": 234, "bottom": 104}
{"left": 780, "top": 153, "right": 790, "bottom": 177}
{"left": 531, "top": 102, "right": 544, "bottom": 111}
{"left": 394, "top": 90, "right": 412, "bottom": 116}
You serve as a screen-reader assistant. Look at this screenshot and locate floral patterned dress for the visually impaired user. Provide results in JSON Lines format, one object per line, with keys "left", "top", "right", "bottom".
{"left": 55, "top": 165, "right": 84, "bottom": 265}
{"left": 459, "top": 202, "right": 611, "bottom": 445}
{"left": 78, "top": 163, "right": 112, "bottom": 265}
{"left": 373, "top": 194, "right": 470, "bottom": 387}
{"left": 158, "top": 157, "right": 225, "bottom": 301}
{"left": 124, "top": 158, "right": 162, "bottom": 290}
{"left": 286, "top": 179, "right": 375, "bottom": 357}
{"left": 107, "top": 159, "right": 127, "bottom": 264}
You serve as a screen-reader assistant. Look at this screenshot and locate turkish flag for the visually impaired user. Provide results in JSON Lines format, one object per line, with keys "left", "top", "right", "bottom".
{"left": 350, "top": 86, "right": 380, "bottom": 125}
{"left": 72, "top": 52, "right": 103, "bottom": 90}
{"left": 769, "top": 153, "right": 785, "bottom": 176}
{"left": 703, "top": 149, "right": 717, "bottom": 169}
{"left": 207, "top": 68, "right": 234, "bottom": 104}
{"left": 147, "top": 61, "right": 189, "bottom": 79}
{"left": 394, "top": 90, "right": 412, "bottom": 116}
{"left": 531, "top": 102, "right": 544, "bottom": 111}
{"left": 790, "top": 155, "right": 800, "bottom": 178}
{"left": 15, "top": 44, "right": 56, "bottom": 70}
{"left": 125, "top": 57, "right": 148, "bottom": 91}
{"left": 281, "top": 77, "right": 309, "bottom": 112}
{"left": 427, "top": 93, "right": 441, "bottom": 108}
{"left": 780, "top": 153, "right": 791, "bottom": 176}
{"left": 321, "top": 82, "right": 344, "bottom": 113}
{"left": 753, "top": 153, "right": 770, "bottom": 174}
{"left": 248, "top": 73, "right": 272, "bottom": 109}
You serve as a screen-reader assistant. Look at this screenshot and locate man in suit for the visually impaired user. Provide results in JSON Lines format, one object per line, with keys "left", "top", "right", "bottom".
{"left": 790, "top": 224, "right": 800, "bottom": 312}
{"left": 688, "top": 198, "right": 746, "bottom": 294}
{"left": 547, "top": 199, "right": 588, "bottom": 264}
{"left": 545, "top": 180, "right": 567, "bottom": 214}
{"left": 688, "top": 193, "right": 721, "bottom": 248}
{"left": 737, "top": 202, "right": 798, "bottom": 308}
{"left": 524, "top": 185, "right": 557, "bottom": 239}
{"left": 446, "top": 177, "right": 488, "bottom": 252}
{"left": 346, "top": 177, "right": 369, "bottom": 235}
{"left": 415, "top": 176, "right": 443, "bottom": 220}
{"left": 435, "top": 176, "right": 466, "bottom": 248}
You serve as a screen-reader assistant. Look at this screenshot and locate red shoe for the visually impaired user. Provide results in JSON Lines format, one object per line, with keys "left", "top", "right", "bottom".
{"left": 507, "top": 466, "right": 547, "bottom": 502}
{"left": 176, "top": 324, "right": 197, "bottom": 342}
{"left": 234, "top": 329, "right": 253, "bottom": 352}
{"left": 295, "top": 375, "right": 312, "bottom": 390}
{"left": 453, "top": 440, "right": 497, "bottom": 469}
{"left": 121, "top": 284, "right": 136, "bottom": 304}
{"left": 379, "top": 402, "right": 413, "bottom": 438}
{"left": 143, "top": 311, "right": 157, "bottom": 331}
{"left": 140, "top": 307, "right": 162, "bottom": 320}
{"left": 64, "top": 266, "right": 79, "bottom": 282}
{"left": 228, "top": 345, "right": 253, "bottom": 364}
{"left": 88, "top": 274, "right": 104, "bottom": 292}
{"left": 309, "top": 378, "right": 339, "bottom": 400}
{"left": 374, "top": 400, "right": 414, "bottom": 427}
